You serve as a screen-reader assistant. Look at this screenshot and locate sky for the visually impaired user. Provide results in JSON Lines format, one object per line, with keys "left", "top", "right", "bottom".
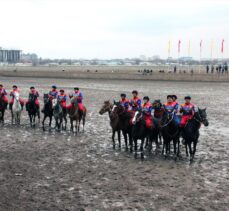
{"left": 0, "top": 0, "right": 228, "bottom": 59}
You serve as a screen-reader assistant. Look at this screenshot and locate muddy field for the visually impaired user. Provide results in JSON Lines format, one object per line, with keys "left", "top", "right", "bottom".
{"left": 0, "top": 76, "right": 228, "bottom": 210}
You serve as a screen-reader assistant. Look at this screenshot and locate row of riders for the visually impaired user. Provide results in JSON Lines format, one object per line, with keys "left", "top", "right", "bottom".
{"left": 0, "top": 84, "right": 86, "bottom": 132}
{"left": 99, "top": 90, "right": 209, "bottom": 162}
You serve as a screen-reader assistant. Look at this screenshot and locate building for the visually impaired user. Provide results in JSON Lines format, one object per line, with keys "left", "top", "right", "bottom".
{"left": 0, "top": 47, "right": 21, "bottom": 63}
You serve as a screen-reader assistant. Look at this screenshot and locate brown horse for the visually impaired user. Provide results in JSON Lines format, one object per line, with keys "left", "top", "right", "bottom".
{"left": 99, "top": 101, "right": 121, "bottom": 149}
{"left": 68, "top": 98, "right": 86, "bottom": 133}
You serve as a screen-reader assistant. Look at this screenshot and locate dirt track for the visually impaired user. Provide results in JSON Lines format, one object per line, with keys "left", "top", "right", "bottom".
{"left": 0, "top": 76, "right": 228, "bottom": 210}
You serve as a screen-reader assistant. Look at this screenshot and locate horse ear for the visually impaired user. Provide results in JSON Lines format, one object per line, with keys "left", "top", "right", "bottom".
{"left": 204, "top": 107, "right": 207, "bottom": 111}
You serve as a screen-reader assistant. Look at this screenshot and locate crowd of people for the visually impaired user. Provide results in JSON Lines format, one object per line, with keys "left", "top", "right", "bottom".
{"left": 0, "top": 84, "right": 85, "bottom": 113}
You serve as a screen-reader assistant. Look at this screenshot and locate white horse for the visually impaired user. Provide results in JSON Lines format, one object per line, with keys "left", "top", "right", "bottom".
{"left": 12, "top": 92, "right": 22, "bottom": 125}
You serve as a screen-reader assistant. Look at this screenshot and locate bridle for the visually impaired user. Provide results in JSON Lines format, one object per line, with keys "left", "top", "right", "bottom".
{"left": 160, "top": 112, "right": 175, "bottom": 128}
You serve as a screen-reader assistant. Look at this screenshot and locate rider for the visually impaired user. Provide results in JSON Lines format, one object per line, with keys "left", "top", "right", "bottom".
{"left": 130, "top": 90, "right": 141, "bottom": 111}
{"left": 119, "top": 93, "right": 129, "bottom": 111}
{"left": 9, "top": 85, "right": 24, "bottom": 110}
{"left": 57, "top": 89, "right": 67, "bottom": 112}
{"left": 142, "top": 96, "right": 153, "bottom": 128}
{"left": 48, "top": 85, "right": 58, "bottom": 100}
{"left": 67, "top": 87, "right": 84, "bottom": 112}
{"left": 0, "top": 84, "right": 8, "bottom": 109}
{"left": 179, "top": 96, "right": 195, "bottom": 127}
{"left": 163, "top": 95, "right": 179, "bottom": 125}
{"left": 26, "top": 86, "right": 40, "bottom": 111}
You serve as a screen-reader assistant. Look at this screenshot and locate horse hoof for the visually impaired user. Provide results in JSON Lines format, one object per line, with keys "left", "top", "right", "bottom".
{"left": 141, "top": 154, "right": 144, "bottom": 160}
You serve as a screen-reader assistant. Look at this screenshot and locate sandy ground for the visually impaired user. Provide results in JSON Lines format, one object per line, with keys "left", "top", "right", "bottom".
{"left": 0, "top": 77, "right": 228, "bottom": 210}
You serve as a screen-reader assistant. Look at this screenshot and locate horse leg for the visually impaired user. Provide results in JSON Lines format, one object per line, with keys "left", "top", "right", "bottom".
{"left": 188, "top": 142, "right": 193, "bottom": 163}
{"left": 140, "top": 138, "right": 144, "bottom": 159}
{"left": 173, "top": 139, "right": 177, "bottom": 160}
{"left": 70, "top": 119, "right": 73, "bottom": 132}
{"left": 129, "top": 133, "right": 133, "bottom": 153}
{"left": 29, "top": 114, "right": 32, "bottom": 127}
{"left": 42, "top": 115, "right": 47, "bottom": 131}
{"left": 145, "top": 137, "right": 149, "bottom": 149}
{"left": 49, "top": 116, "right": 52, "bottom": 129}
{"left": 82, "top": 114, "right": 86, "bottom": 132}
{"left": 118, "top": 130, "right": 121, "bottom": 149}
{"left": 122, "top": 131, "right": 128, "bottom": 151}
{"left": 185, "top": 143, "right": 189, "bottom": 157}
{"left": 112, "top": 130, "right": 115, "bottom": 149}
{"left": 193, "top": 140, "right": 198, "bottom": 160}
{"left": 11, "top": 111, "right": 14, "bottom": 125}
{"left": 134, "top": 139, "right": 138, "bottom": 159}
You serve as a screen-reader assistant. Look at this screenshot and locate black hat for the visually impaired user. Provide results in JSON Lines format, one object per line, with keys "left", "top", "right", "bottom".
{"left": 60, "top": 89, "right": 64, "bottom": 92}
{"left": 172, "top": 95, "right": 178, "bottom": 99}
{"left": 30, "top": 86, "right": 35, "bottom": 89}
{"left": 143, "top": 96, "right": 149, "bottom": 101}
{"left": 167, "top": 95, "right": 173, "bottom": 99}
{"left": 132, "top": 90, "right": 138, "bottom": 95}
{"left": 13, "top": 85, "right": 17, "bottom": 88}
{"left": 74, "top": 87, "right": 79, "bottom": 90}
{"left": 153, "top": 99, "right": 161, "bottom": 104}
{"left": 120, "top": 93, "right": 126, "bottom": 97}
{"left": 184, "top": 96, "right": 191, "bottom": 100}
{"left": 0, "top": 84, "right": 3, "bottom": 87}
{"left": 52, "top": 85, "right": 57, "bottom": 89}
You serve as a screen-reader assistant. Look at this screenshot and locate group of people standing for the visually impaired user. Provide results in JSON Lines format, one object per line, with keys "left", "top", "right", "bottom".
{"left": 0, "top": 84, "right": 84, "bottom": 112}
{"left": 118, "top": 90, "right": 197, "bottom": 129}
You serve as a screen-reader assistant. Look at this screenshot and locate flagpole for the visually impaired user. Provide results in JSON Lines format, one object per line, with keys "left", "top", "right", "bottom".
{"left": 199, "top": 40, "right": 202, "bottom": 74}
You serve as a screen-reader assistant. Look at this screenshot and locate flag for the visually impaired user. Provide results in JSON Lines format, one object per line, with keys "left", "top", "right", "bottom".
{"left": 168, "top": 40, "right": 171, "bottom": 56}
{"left": 221, "top": 39, "right": 225, "bottom": 53}
{"left": 178, "top": 40, "right": 181, "bottom": 53}
{"left": 210, "top": 40, "right": 214, "bottom": 59}
{"left": 188, "top": 40, "right": 191, "bottom": 56}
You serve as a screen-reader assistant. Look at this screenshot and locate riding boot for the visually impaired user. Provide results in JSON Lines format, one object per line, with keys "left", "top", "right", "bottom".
{"left": 9, "top": 104, "right": 12, "bottom": 110}
{"left": 41, "top": 107, "right": 44, "bottom": 113}
{"left": 21, "top": 104, "right": 24, "bottom": 111}
{"left": 4, "top": 103, "right": 8, "bottom": 110}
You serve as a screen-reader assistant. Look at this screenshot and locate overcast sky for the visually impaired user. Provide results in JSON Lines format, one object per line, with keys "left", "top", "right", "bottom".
{"left": 0, "top": 0, "right": 228, "bottom": 59}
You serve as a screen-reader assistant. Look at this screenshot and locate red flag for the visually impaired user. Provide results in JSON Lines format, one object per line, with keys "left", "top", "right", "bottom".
{"left": 221, "top": 39, "right": 225, "bottom": 53}
{"left": 178, "top": 40, "right": 181, "bottom": 53}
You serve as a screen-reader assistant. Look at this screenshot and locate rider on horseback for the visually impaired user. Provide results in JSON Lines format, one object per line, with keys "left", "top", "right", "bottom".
{"left": 9, "top": 85, "right": 24, "bottom": 110}
{"left": 142, "top": 96, "right": 153, "bottom": 128}
{"left": 57, "top": 89, "right": 67, "bottom": 112}
{"left": 179, "top": 96, "right": 195, "bottom": 127}
{"left": 26, "top": 86, "right": 40, "bottom": 111}
{"left": 67, "top": 87, "right": 84, "bottom": 112}
{"left": 163, "top": 95, "right": 179, "bottom": 125}
{"left": 0, "top": 84, "right": 8, "bottom": 109}
{"left": 119, "top": 93, "right": 129, "bottom": 111}
{"left": 130, "top": 90, "right": 141, "bottom": 111}
{"left": 48, "top": 85, "right": 58, "bottom": 99}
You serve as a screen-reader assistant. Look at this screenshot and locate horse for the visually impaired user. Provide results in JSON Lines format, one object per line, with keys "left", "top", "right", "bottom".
{"left": 131, "top": 109, "right": 159, "bottom": 159}
{"left": 68, "top": 97, "right": 86, "bottom": 133}
{"left": 182, "top": 108, "right": 209, "bottom": 162}
{"left": 26, "top": 93, "right": 40, "bottom": 127}
{"left": 113, "top": 101, "right": 133, "bottom": 151}
{"left": 52, "top": 98, "right": 64, "bottom": 131}
{"left": 42, "top": 94, "right": 53, "bottom": 131}
{"left": 99, "top": 101, "right": 121, "bottom": 149}
{"left": 160, "top": 111, "right": 180, "bottom": 159}
{"left": 11, "top": 92, "right": 22, "bottom": 125}
{"left": 0, "top": 96, "right": 7, "bottom": 125}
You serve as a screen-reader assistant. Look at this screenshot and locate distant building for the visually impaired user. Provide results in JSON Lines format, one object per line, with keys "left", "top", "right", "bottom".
{"left": 0, "top": 47, "right": 21, "bottom": 63}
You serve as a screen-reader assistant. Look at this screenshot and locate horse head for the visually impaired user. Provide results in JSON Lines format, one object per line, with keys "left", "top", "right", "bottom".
{"left": 132, "top": 109, "right": 142, "bottom": 125}
{"left": 14, "top": 92, "right": 20, "bottom": 101}
{"left": 52, "top": 98, "right": 58, "bottom": 108}
{"left": 29, "top": 93, "right": 36, "bottom": 103}
{"left": 43, "top": 94, "right": 50, "bottom": 104}
{"left": 99, "top": 100, "right": 112, "bottom": 115}
{"left": 195, "top": 107, "right": 209, "bottom": 127}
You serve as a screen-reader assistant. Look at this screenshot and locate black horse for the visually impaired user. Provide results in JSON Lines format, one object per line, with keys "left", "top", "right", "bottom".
{"left": 113, "top": 101, "right": 133, "bottom": 151}
{"left": 182, "top": 108, "right": 209, "bottom": 162}
{"left": 26, "top": 93, "right": 40, "bottom": 127}
{"left": 0, "top": 96, "right": 7, "bottom": 125}
{"left": 131, "top": 109, "right": 158, "bottom": 159}
{"left": 160, "top": 111, "right": 180, "bottom": 159}
{"left": 42, "top": 94, "right": 53, "bottom": 131}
